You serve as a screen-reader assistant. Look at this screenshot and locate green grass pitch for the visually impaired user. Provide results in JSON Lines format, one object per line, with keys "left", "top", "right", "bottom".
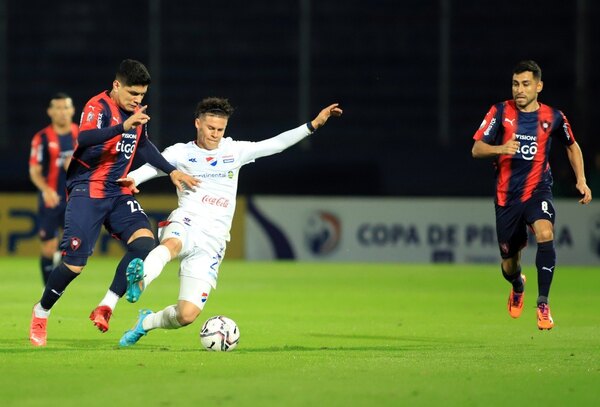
{"left": 1, "top": 257, "right": 599, "bottom": 406}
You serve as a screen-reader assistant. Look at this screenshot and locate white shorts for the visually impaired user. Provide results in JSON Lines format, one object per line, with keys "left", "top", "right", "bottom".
{"left": 158, "top": 208, "right": 226, "bottom": 289}
{"left": 178, "top": 275, "right": 213, "bottom": 310}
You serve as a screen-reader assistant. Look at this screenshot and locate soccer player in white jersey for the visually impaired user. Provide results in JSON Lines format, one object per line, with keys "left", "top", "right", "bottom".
{"left": 117, "top": 97, "right": 342, "bottom": 346}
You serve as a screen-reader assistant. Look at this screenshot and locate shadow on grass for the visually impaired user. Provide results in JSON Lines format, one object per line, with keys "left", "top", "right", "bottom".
{"left": 1, "top": 332, "right": 482, "bottom": 354}
{"left": 0, "top": 338, "right": 123, "bottom": 353}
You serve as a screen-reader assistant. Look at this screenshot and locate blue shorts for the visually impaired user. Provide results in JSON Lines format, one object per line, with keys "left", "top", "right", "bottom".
{"left": 60, "top": 194, "right": 151, "bottom": 266}
{"left": 38, "top": 199, "right": 67, "bottom": 242}
{"left": 494, "top": 191, "right": 555, "bottom": 259}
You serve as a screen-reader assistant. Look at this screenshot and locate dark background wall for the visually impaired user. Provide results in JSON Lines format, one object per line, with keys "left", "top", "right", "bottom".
{"left": 1, "top": 0, "right": 598, "bottom": 197}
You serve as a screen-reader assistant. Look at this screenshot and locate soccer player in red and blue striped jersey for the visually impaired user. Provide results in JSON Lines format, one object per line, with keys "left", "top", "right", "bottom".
{"left": 29, "top": 60, "right": 199, "bottom": 346}
{"left": 29, "top": 93, "right": 78, "bottom": 285}
{"left": 472, "top": 60, "right": 592, "bottom": 330}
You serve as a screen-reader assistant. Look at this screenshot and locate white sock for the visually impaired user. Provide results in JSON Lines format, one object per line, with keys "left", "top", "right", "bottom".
{"left": 143, "top": 245, "right": 172, "bottom": 287}
{"left": 142, "top": 305, "right": 182, "bottom": 331}
{"left": 34, "top": 303, "right": 50, "bottom": 318}
{"left": 98, "top": 290, "right": 119, "bottom": 311}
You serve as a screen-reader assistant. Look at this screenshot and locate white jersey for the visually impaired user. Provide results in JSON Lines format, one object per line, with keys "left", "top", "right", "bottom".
{"left": 128, "top": 123, "right": 313, "bottom": 241}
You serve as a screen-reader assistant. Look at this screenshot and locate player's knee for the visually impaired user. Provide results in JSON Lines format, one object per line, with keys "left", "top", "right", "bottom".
{"left": 63, "top": 262, "right": 84, "bottom": 274}
{"left": 127, "top": 236, "right": 156, "bottom": 257}
{"left": 162, "top": 238, "right": 182, "bottom": 258}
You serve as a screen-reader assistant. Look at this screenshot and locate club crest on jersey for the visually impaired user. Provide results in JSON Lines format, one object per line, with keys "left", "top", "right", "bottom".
{"left": 70, "top": 237, "right": 82, "bottom": 251}
{"left": 206, "top": 157, "right": 218, "bottom": 167}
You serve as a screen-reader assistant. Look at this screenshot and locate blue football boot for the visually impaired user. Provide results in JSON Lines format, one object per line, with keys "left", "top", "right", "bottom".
{"left": 125, "top": 258, "right": 145, "bottom": 303}
{"left": 119, "top": 309, "right": 152, "bottom": 347}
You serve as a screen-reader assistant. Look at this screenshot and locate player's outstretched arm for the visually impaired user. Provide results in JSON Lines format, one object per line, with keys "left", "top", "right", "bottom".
{"left": 310, "top": 103, "right": 343, "bottom": 130}
{"left": 238, "top": 103, "right": 343, "bottom": 164}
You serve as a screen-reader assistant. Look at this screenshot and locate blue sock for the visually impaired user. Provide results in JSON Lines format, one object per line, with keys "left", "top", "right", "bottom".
{"left": 536, "top": 240, "right": 556, "bottom": 304}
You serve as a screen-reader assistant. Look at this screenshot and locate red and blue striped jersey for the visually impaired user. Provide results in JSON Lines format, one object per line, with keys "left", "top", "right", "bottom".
{"left": 29, "top": 124, "right": 78, "bottom": 203}
{"left": 68, "top": 91, "right": 145, "bottom": 199}
{"left": 473, "top": 100, "right": 575, "bottom": 206}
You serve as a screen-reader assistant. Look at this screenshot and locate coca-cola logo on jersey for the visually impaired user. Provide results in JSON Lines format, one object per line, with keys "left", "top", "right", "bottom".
{"left": 201, "top": 195, "right": 230, "bottom": 208}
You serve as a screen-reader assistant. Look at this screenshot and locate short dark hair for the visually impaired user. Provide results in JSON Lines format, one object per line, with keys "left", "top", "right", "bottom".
{"left": 194, "top": 97, "right": 234, "bottom": 119}
{"left": 115, "top": 59, "right": 151, "bottom": 86}
{"left": 49, "top": 92, "right": 71, "bottom": 107}
{"left": 513, "top": 60, "right": 542, "bottom": 81}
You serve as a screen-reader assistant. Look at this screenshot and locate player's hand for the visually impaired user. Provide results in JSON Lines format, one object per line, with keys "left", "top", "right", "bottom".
{"left": 169, "top": 170, "right": 199, "bottom": 192}
{"left": 123, "top": 105, "right": 150, "bottom": 131}
{"left": 116, "top": 177, "right": 139, "bottom": 194}
{"left": 42, "top": 189, "right": 60, "bottom": 208}
{"left": 310, "top": 103, "right": 343, "bottom": 130}
{"left": 576, "top": 181, "right": 592, "bottom": 204}
{"left": 500, "top": 134, "right": 520, "bottom": 155}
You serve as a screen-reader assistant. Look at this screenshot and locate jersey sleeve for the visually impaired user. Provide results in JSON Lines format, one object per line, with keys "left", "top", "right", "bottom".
{"left": 473, "top": 104, "right": 502, "bottom": 144}
{"left": 236, "top": 123, "right": 312, "bottom": 164}
{"left": 77, "top": 99, "right": 124, "bottom": 147}
{"left": 79, "top": 99, "right": 107, "bottom": 132}
{"left": 127, "top": 143, "right": 181, "bottom": 187}
{"left": 29, "top": 132, "right": 44, "bottom": 167}
{"left": 552, "top": 110, "right": 576, "bottom": 146}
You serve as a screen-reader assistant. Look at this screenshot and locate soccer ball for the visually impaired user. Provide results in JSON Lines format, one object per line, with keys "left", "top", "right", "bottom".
{"left": 200, "top": 316, "right": 240, "bottom": 352}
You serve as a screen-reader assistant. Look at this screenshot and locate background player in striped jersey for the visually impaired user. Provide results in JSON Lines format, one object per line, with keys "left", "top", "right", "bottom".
{"left": 29, "top": 93, "right": 78, "bottom": 284}
{"left": 472, "top": 60, "right": 592, "bottom": 330}
{"left": 29, "top": 59, "right": 198, "bottom": 346}
{"left": 114, "top": 98, "right": 342, "bottom": 347}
